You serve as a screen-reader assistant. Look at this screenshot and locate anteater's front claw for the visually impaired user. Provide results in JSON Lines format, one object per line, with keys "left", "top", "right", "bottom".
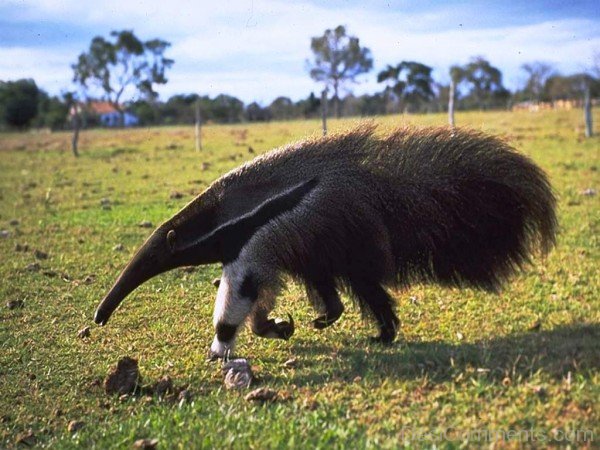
{"left": 274, "top": 314, "right": 295, "bottom": 340}
{"left": 207, "top": 344, "right": 234, "bottom": 361}
{"left": 207, "top": 349, "right": 222, "bottom": 361}
{"left": 312, "top": 312, "right": 342, "bottom": 329}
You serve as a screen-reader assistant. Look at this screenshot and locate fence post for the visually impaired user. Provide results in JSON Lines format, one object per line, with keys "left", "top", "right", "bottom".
{"left": 584, "top": 83, "right": 593, "bottom": 138}
{"left": 71, "top": 104, "right": 80, "bottom": 157}
{"left": 448, "top": 79, "right": 456, "bottom": 127}
{"left": 195, "top": 99, "right": 202, "bottom": 151}
{"left": 321, "top": 89, "right": 328, "bottom": 136}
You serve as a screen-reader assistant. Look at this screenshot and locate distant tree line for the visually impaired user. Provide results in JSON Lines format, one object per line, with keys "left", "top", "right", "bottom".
{"left": 1, "top": 65, "right": 598, "bottom": 131}
{"left": 0, "top": 79, "right": 69, "bottom": 130}
{"left": 0, "top": 26, "right": 598, "bottom": 131}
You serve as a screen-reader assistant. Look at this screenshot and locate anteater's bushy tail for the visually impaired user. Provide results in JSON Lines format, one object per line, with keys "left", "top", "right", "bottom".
{"left": 218, "top": 125, "right": 557, "bottom": 295}
{"left": 376, "top": 127, "right": 558, "bottom": 291}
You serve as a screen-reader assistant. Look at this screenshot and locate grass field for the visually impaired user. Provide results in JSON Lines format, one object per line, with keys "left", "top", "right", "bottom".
{"left": 0, "top": 109, "right": 598, "bottom": 448}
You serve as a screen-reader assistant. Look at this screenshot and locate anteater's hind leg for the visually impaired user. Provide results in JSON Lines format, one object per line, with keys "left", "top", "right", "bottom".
{"left": 306, "top": 278, "right": 344, "bottom": 329}
{"left": 249, "top": 287, "right": 294, "bottom": 340}
{"left": 348, "top": 277, "right": 399, "bottom": 344}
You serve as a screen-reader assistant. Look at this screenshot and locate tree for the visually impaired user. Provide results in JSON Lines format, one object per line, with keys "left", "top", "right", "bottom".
{"left": 211, "top": 94, "right": 245, "bottom": 123}
{"left": 72, "top": 30, "right": 173, "bottom": 126}
{"left": 307, "top": 25, "right": 373, "bottom": 118}
{"left": 269, "top": 96, "right": 296, "bottom": 120}
{"left": 35, "top": 91, "right": 69, "bottom": 130}
{"left": 130, "top": 99, "right": 160, "bottom": 126}
{"left": 377, "top": 61, "right": 434, "bottom": 113}
{"left": 162, "top": 94, "right": 200, "bottom": 124}
{"left": 521, "top": 62, "right": 554, "bottom": 102}
{"left": 295, "top": 92, "right": 321, "bottom": 118}
{"left": 246, "top": 102, "right": 271, "bottom": 122}
{"left": 460, "top": 57, "right": 510, "bottom": 110}
{"left": 0, "top": 79, "right": 40, "bottom": 128}
{"left": 544, "top": 73, "right": 600, "bottom": 101}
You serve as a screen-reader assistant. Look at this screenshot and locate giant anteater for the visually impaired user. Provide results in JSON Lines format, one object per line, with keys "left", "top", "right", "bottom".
{"left": 94, "top": 125, "right": 557, "bottom": 357}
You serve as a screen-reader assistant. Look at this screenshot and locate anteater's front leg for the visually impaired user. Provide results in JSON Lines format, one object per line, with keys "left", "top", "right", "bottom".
{"left": 209, "top": 265, "right": 258, "bottom": 359}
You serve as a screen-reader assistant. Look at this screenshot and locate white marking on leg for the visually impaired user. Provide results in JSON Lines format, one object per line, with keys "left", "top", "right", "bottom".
{"left": 212, "top": 267, "right": 255, "bottom": 327}
{"left": 210, "top": 260, "right": 255, "bottom": 356}
{"left": 210, "top": 334, "right": 233, "bottom": 357}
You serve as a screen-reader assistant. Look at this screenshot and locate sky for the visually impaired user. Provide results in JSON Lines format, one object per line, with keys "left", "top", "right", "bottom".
{"left": 1, "top": 0, "right": 599, "bottom": 104}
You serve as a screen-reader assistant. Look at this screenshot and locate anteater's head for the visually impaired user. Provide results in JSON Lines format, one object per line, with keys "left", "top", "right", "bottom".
{"left": 93, "top": 178, "right": 318, "bottom": 326}
{"left": 93, "top": 192, "right": 220, "bottom": 326}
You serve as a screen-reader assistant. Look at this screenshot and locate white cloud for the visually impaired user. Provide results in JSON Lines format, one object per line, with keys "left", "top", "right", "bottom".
{"left": 1, "top": 0, "right": 599, "bottom": 102}
{"left": 0, "top": 46, "right": 76, "bottom": 94}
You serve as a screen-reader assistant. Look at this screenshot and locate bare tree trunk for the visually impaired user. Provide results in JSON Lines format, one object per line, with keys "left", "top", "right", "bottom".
{"left": 584, "top": 83, "right": 593, "bottom": 138}
{"left": 195, "top": 99, "right": 202, "bottom": 151}
{"left": 321, "top": 89, "right": 328, "bottom": 136}
{"left": 333, "top": 80, "right": 340, "bottom": 119}
{"left": 71, "top": 110, "right": 80, "bottom": 157}
{"left": 448, "top": 79, "right": 456, "bottom": 127}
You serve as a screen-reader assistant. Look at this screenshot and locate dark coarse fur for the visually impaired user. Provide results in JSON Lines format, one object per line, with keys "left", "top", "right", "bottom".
{"left": 96, "top": 124, "right": 557, "bottom": 344}
{"left": 215, "top": 125, "right": 556, "bottom": 285}
{"left": 190, "top": 124, "right": 557, "bottom": 340}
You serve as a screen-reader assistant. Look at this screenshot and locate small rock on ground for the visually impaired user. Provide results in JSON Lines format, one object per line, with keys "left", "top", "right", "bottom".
{"left": 177, "top": 389, "right": 192, "bottom": 404}
{"left": 104, "top": 357, "right": 140, "bottom": 395}
{"left": 153, "top": 376, "right": 173, "bottom": 398}
{"left": 67, "top": 420, "right": 85, "bottom": 433}
{"left": 34, "top": 249, "right": 48, "bottom": 260}
{"left": 138, "top": 221, "right": 153, "bottom": 228}
{"left": 244, "top": 387, "right": 278, "bottom": 403}
{"left": 77, "top": 326, "right": 91, "bottom": 339}
{"left": 6, "top": 300, "right": 24, "bottom": 310}
{"left": 25, "top": 262, "right": 40, "bottom": 272}
{"left": 133, "top": 438, "right": 159, "bottom": 449}
{"left": 581, "top": 188, "right": 596, "bottom": 197}
{"left": 283, "top": 358, "right": 297, "bottom": 368}
{"left": 528, "top": 320, "right": 542, "bottom": 332}
{"left": 223, "top": 358, "right": 254, "bottom": 390}
{"left": 16, "top": 430, "right": 35, "bottom": 446}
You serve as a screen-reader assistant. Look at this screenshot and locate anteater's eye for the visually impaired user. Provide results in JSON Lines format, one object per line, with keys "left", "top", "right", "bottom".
{"left": 166, "top": 229, "right": 177, "bottom": 252}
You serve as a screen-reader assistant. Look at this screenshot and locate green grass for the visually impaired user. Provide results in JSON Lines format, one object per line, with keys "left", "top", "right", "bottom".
{"left": 0, "top": 110, "right": 598, "bottom": 448}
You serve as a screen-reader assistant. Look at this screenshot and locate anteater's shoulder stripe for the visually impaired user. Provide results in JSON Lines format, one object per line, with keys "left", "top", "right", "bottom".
{"left": 183, "top": 177, "right": 318, "bottom": 263}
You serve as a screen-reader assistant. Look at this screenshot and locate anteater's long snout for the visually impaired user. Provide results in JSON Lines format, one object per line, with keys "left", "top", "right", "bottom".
{"left": 94, "top": 231, "right": 171, "bottom": 325}
{"left": 94, "top": 268, "right": 142, "bottom": 325}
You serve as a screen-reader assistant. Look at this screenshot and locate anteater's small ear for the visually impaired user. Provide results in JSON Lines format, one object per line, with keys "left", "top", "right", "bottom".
{"left": 166, "top": 229, "right": 177, "bottom": 253}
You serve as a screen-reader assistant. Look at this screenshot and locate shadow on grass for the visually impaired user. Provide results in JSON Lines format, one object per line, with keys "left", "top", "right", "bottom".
{"left": 286, "top": 323, "right": 600, "bottom": 385}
